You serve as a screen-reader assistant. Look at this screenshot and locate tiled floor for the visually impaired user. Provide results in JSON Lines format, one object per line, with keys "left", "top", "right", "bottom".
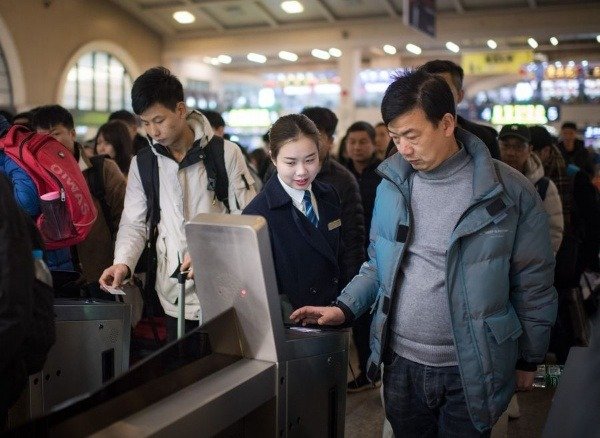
{"left": 344, "top": 386, "right": 554, "bottom": 438}
{"left": 343, "top": 339, "right": 555, "bottom": 438}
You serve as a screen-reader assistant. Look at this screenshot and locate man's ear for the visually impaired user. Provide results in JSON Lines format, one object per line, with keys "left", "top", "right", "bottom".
{"left": 442, "top": 113, "right": 456, "bottom": 137}
{"left": 176, "top": 101, "right": 187, "bottom": 118}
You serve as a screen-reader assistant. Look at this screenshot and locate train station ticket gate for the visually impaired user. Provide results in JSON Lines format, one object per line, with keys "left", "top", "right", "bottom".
{"left": 12, "top": 214, "right": 349, "bottom": 437}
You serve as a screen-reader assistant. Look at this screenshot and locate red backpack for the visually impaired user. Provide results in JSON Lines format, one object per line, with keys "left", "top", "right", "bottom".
{"left": 0, "top": 125, "right": 97, "bottom": 249}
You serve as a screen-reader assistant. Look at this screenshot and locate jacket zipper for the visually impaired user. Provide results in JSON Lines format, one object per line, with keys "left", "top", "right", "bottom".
{"left": 376, "top": 172, "right": 413, "bottom": 356}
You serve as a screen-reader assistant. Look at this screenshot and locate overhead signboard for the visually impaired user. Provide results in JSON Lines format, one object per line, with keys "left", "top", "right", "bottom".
{"left": 462, "top": 51, "right": 534, "bottom": 75}
{"left": 479, "top": 104, "right": 560, "bottom": 125}
{"left": 403, "top": 0, "right": 436, "bottom": 38}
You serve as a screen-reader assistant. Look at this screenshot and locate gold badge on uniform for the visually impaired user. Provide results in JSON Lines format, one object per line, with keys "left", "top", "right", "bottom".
{"left": 328, "top": 219, "right": 342, "bottom": 230}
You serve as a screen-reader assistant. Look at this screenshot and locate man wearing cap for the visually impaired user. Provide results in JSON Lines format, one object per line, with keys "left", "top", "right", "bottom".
{"left": 499, "top": 124, "right": 563, "bottom": 254}
{"left": 558, "top": 122, "right": 595, "bottom": 176}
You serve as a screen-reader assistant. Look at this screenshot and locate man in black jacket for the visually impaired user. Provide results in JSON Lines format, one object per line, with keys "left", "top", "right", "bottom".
{"left": 301, "top": 107, "right": 365, "bottom": 288}
{"left": 558, "top": 121, "right": 595, "bottom": 176}
{"left": 420, "top": 60, "right": 501, "bottom": 159}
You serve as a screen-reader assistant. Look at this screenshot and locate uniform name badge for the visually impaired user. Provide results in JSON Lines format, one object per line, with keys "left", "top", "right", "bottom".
{"left": 328, "top": 219, "right": 342, "bottom": 231}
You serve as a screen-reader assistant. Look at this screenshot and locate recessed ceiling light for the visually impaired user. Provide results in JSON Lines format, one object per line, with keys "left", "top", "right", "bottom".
{"left": 173, "top": 11, "right": 195, "bottom": 24}
{"left": 445, "top": 41, "right": 460, "bottom": 53}
{"left": 281, "top": 1, "right": 304, "bottom": 14}
{"left": 278, "top": 51, "right": 298, "bottom": 62}
{"left": 406, "top": 43, "right": 422, "bottom": 55}
{"left": 487, "top": 39, "right": 497, "bottom": 49}
{"left": 210, "top": 58, "right": 220, "bottom": 66}
{"left": 217, "top": 55, "right": 232, "bottom": 64}
{"left": 596, "top": 35, "right": 600, "bottom": 43}
{"left": 311, "top": 49, "right": 330, "bottom": 60}
{"left": 247, "top": 53, "right": 267, "bottom": 63}
{"left": 329, "top": 48, "right": 342, "bottom": 57}
{"left": 550, "top": 37, "right": 559, "bottom": 46}
{"left": 527, "top": 37, "right": 538, "bottom": 49}
{"left": 383, "top": 44, "right": 397, "bottom": 55}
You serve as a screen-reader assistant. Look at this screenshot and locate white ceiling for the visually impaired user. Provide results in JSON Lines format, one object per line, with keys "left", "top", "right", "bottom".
{"left": 108, "top": 0, "right": 600, "bottom": 67}
{"left": 109, "top": 0, "right": 600, "bottom": 37}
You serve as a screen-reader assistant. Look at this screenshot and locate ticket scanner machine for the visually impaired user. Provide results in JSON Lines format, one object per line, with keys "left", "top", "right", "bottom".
{"left": 12, "top": 214, "right": 349, "bottom": 437}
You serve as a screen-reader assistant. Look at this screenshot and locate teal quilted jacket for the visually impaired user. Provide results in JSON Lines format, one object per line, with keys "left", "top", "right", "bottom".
{"left": 337, "top": 128, "right": 557, "bottom": 432}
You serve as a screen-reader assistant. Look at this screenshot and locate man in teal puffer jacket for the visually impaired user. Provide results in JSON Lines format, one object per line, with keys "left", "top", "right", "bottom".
{"left": 291, "top": 70, "right": 557, "bottom": 435}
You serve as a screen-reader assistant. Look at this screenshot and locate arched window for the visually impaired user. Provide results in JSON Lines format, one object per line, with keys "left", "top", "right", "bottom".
{"left": 0, "top": 45, "right": 13, "bottom": 109}
{"left": 62, "top": 51, "right": 132, "bottom": 112}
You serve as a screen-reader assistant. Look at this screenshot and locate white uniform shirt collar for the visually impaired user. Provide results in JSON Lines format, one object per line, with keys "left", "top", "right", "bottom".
{"left": 277, "top": 174, "right": 319, "bottom": 219}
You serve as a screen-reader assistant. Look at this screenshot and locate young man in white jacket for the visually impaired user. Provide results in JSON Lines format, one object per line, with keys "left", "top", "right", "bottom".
{"left": 100, "top": 67, "right": 256, "bottom": 340}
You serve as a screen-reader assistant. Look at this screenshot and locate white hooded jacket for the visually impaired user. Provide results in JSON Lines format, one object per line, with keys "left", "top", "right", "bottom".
{"left": 524, "top": 153, "right": 564, "bottom": 254}
{"left": 114, "top": 111, "right": 256, "bottom": 320}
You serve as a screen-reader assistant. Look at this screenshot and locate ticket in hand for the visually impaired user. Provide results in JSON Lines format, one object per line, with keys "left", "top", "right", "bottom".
{"left": 102, "top": 285, "right": 126, "bottom": 295}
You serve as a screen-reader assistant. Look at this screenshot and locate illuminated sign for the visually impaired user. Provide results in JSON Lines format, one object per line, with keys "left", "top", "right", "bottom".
{"left": 585, "top": 126, "right": 600, "bottom": 139}
{"left": 462, "top": 50, "right": 534, "bottom": 75}
{"left": 225, "top": 109, "right": 272, "bottom": 128}
{"left": 545, "top": 64, "right": 579, "bottom": 80}
{"left": 482, "top": 104, "right": 560, "bottom": 125}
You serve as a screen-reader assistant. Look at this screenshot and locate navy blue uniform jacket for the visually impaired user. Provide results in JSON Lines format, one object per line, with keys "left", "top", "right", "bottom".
{"left": 242, "top": 175, "right": 342, "bottom": 309}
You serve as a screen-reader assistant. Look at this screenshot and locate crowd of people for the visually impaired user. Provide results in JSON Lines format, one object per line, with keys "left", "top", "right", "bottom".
{"left": 1, "top": 59, "right": 599, "bottom": 435}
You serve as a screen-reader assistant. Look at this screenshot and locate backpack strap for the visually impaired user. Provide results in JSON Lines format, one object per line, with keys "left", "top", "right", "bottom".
{"left": 88, "top": 155, "right": 116, "bottom": 239}
{"left": 535, "top": 177, "right": 550, "bottom": 202}
{"left": 135, "top": 146, "right": 161, "bottom": 318}
{"left": 137, "top": 147, "right": 160, "bottom": 227}
{"left": 202, "top": 136, "right": 230, "bottom": 213}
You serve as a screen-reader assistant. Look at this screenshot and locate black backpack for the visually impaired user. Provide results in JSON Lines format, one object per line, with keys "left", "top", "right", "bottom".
{"left": 534, "top": 176, "right": 550, "bottom": 201}
{"left": 87, "top": 155, "right": 116, "bottom": 239}
{"left": 0, "top": 175, "right": 54, "bottom": 411}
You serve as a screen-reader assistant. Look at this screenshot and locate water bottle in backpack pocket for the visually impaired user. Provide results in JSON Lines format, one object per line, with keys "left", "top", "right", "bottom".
{"left": 39, "top": 190, "right": 76, "bottom": 241}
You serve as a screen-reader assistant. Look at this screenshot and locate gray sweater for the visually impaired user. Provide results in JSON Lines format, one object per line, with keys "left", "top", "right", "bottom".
{"left": 390, "top": 146, "right": 474, "bottom": 367}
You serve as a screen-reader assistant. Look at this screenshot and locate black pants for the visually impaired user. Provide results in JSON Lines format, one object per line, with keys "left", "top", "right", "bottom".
{"left": 165, "top": 315, "right": 205, "bottom": 359}
{"left": 353, "top": 311, "right": 374, "bottom": 376}
{"left": 165, "top": 315, "right": 199, "bottom": 343}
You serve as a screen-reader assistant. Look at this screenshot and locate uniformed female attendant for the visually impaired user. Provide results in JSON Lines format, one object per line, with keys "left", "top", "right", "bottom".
{"left": 242, "top": 114, "right": 343, "bottom": 319}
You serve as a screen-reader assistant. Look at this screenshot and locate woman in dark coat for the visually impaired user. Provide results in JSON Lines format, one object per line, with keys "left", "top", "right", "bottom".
{"left": 243, "top": 114, "right": 343, "bottom": 318}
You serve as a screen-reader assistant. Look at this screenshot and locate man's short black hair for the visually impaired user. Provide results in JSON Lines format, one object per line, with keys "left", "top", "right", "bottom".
{"left": 109, "top": 109, "right": 137, "bottom": 126}
{"left": 301, "top": 107, "right": 338, "bottom": 138}
{"left": 131, "top": 66, "right": 184, "bottom": 115}
{"left": 346, "top": 121, "right": 376, "bottom": 143}
{"left": 419, "top": 59, "right": 464, "bottom": 92}
{"left": 201, "top": 110, "right": 225, "bottom": 129}
{"left": 0, "top": 109, "right": 14, "bottom": 123}
{"left": 0, "top": 114, "right": 10, "bottom": 137}
{"left": 381, "top": 70, "right": 455, "bottom": 126}
{"left": 561, "top": 121, "right": 577, "bottom": 131}
{"left": 31, "top": 105, "right": 74, "bottom": 130}
{"left": 529, "top": 125, "right": 555, "bottom": 152}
